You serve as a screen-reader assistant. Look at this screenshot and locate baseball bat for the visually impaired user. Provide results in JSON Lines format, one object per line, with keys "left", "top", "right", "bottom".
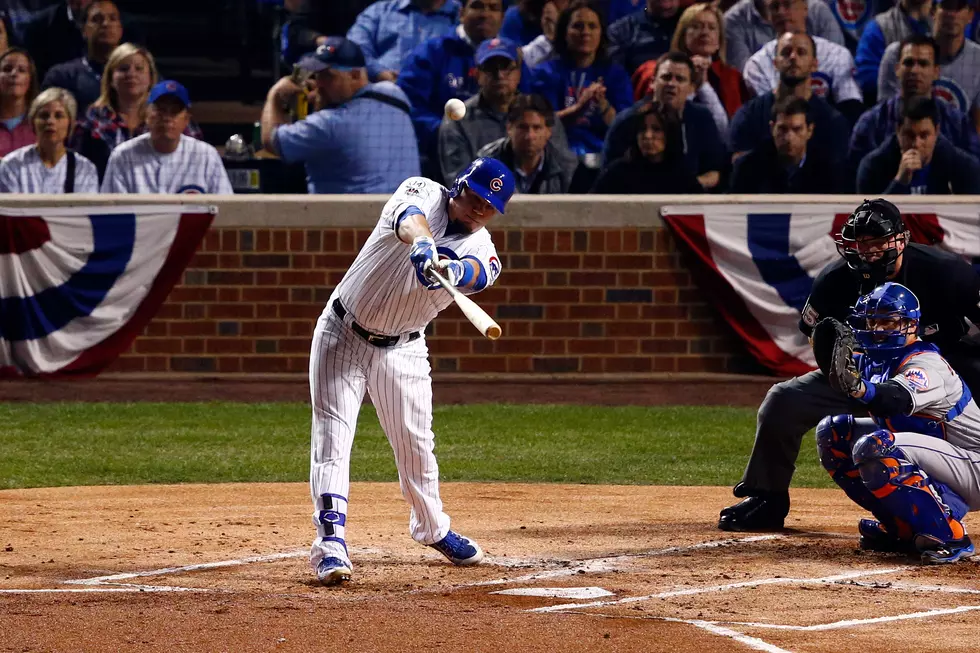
{"left": 427, "top": 267, "right": 502, "bottom": 340}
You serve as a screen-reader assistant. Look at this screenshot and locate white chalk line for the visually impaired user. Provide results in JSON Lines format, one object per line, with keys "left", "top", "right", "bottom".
{"left": 725, "top": 605, "right": 980, "bottom": 631}
{"left": 528, "top": 566, "right": 909, "bottom": 613}
{"left": 842, "top": 580, "right": 980, "bottom": 595}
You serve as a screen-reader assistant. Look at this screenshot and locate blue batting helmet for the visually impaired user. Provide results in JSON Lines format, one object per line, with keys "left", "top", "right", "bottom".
{"left": 449, "top": 157, "right": 515, "bottom": 214}
{"left": 849, "top": 282, "right": 921, "bottom": 360}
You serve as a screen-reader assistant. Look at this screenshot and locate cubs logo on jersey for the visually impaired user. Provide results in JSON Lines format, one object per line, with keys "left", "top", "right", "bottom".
{"left": 833, "top": 0, "right": 871, "bottom": 31}
{"left": 933, "top": 78, "right": 968, "bottom": 113}
{"left": 488, "top": 256, "right": 501, "bottom": 282}
{"left": 0, "top": 205, "right": 214, "bottom": 377}
{"left": 809, "top": 72, "right": 833, "bottom": 98}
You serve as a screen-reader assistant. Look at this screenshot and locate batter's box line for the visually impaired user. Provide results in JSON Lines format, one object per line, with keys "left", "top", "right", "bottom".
{"left": 528, "top": 566, "right": 909, "bottom": 613}
{"left": 724, "top": 604, "right": 980, "bottom": 631}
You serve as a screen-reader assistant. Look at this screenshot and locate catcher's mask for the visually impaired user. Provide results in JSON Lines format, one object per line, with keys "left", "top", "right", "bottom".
{"left": 849, "top": 282, "right": 920, "bottom": 361}
{"left": 835, "top": 199, "right": 909, "bottom": 284}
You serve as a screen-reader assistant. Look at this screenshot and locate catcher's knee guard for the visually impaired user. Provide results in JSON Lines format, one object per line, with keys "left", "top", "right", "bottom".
{"left": 854, "top": 430, "right": 967, "bottom": 544}
{"left": 816, "top": 414, "right": 857, "bottom": 473}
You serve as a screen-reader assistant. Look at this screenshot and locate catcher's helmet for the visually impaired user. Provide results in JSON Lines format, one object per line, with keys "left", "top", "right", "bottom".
{"left": 850, "top": 282, "right": 920, "bottom": 360}
{"left": 449, "top": 157, "right": 515, "bottom": 214}
{"left": 835, "top": 199, "right": 908, "bottom": 283}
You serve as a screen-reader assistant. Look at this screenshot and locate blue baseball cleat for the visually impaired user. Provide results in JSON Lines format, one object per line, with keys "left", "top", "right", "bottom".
{"left": 915, "top": 534, "right": 975, "bottom": 564}
{"left": 316, "top": 556, "right": 352, "bottom": 585}
{"left": 429, "top": 530, "right": 484, "bottom": 566}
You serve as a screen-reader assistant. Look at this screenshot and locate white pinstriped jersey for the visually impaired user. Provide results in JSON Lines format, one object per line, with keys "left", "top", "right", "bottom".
{"left": 334, "top": 176, "right": 502, "bottom": 336}
{"left": 0, "top": 145, "right": 99, "bottom": 193}
{"left": 742, "top": 35, "right": 863, "bottom": 103}
{"left": 878, "top": 40, "right": 980, "bottom": 114}
{"left": 100, "top": 133, "right": 234, "bottom": 194}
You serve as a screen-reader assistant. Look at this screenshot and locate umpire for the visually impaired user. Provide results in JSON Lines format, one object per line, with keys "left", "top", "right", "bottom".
{"left": 719, "top": 198, "right": 980, "bottom": 531}
{"left": 261, "top": 37, "right": 420, "bottom": 194}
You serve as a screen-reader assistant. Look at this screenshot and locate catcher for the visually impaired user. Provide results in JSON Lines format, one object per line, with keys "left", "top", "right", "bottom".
{"left": 719, "top": 198, "right": 980, "bottom": 532}
{"left": 813, "top": 282, "right": 980, "bottom": 563}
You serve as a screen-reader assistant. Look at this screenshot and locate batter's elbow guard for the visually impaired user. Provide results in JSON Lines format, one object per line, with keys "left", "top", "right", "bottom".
{"left": 461, "top": 255, "right": 487, "bottom": 290}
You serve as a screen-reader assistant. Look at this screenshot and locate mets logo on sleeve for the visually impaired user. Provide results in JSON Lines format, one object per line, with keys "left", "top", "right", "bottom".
{"left": 903, "top": 367, "right": 930, "bottom": 392}
{"left": 933, "top": 79, "right": 968, "bottom": 113}
{"left": 834, "top": 0, "right": 870, "bottom": 28}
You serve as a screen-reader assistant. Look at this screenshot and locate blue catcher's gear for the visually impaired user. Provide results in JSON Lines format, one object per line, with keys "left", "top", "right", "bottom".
{"left": 850, "top": 282, "right": 920, "bottom": 363}
{"left": 450, "top": 157, "right": 515, "bottom": 214}
{"left": 835, "top": 199, "right": 908, "bottom": 283}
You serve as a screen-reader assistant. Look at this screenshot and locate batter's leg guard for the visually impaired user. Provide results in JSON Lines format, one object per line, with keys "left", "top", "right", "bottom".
{"left": 313, "top": 493, "right": 350, "bottom": 566}
{"left": 816, "top": 415, "right": 894, "bottom": 527}
{"left": 853, "top": 429, "right": 970, "bottom": 559}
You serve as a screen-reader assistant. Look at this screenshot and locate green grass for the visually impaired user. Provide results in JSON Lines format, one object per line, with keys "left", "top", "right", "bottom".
{"left": 0, "top": 403, "right": 834, "bottom": 490}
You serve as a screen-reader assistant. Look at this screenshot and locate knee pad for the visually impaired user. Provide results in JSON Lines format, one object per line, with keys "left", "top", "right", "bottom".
{"left": 816, "top": 414, "right": 857, "bottom": 472}
{"left": 852, "top": 429, "right": 896, "bottom": 466}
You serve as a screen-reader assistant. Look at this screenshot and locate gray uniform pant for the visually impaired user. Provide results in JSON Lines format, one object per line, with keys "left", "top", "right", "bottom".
{"left": 742, "top": 370, "right": 866, "bottom": 493}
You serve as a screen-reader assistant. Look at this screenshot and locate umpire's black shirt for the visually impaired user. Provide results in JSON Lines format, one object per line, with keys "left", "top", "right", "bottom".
{"left": 799, "top": 243, "right": 980, "bottom": 352}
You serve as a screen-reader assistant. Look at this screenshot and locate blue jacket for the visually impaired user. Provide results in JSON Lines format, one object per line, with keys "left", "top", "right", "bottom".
{"left": 857, "top": 133, "right": 980, "bottom": 195}
{"left": 499, "top": 6, "right": 541, "bottom": 45}
{"left": 854, "top": 14, "right": 931, "bottom": 99}
{"left": 398, "top": 30, "right": 532, "bottom": 159}
{"left": 531, "top": 58, "right": 634, "bottom": 155}
{"left": 607, "top": 10, "right": 679, "bottom": 75}
{"left": 848, "top": 96, "right": 980, "bottom": 176}
{"left": 730, "top": 92, "right": 850, "bottom": 166}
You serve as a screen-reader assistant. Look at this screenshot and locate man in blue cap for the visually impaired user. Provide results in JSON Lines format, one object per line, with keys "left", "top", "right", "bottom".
{"left": 102, "top": 79, "right": 233, "bottom": 194}
{"left": 306, "top": 157, "right": 514, "bottom": 586}
{"left": 260, "top": 36, "right": 420, "bottom": 194}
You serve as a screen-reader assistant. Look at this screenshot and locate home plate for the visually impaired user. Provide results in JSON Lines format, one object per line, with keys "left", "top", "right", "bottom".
{"left": 491, "top": 587, "right": 614, "bottom": 599}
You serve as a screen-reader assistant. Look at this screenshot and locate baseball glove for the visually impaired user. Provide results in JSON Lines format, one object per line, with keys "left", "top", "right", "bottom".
{"left": 812, "top": 317, "right": 862, "bottom": 395}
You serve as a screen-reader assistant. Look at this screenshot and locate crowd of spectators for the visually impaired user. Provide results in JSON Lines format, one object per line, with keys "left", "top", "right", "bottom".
{"left": 3, "top": 0, "right": 980, "bottom": 196}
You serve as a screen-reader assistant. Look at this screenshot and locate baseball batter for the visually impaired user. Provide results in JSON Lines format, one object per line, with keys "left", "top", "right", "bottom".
{"left": 308, "top": 157, "right": 514, "bottom": 586}
{"left": 815, "top": 282, "right": 980, "bottom": 564}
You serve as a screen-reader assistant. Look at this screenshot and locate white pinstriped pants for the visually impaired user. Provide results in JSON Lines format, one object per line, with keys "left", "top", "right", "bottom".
{"left": 308, "top": 305, "right": 450, "bottom": 569}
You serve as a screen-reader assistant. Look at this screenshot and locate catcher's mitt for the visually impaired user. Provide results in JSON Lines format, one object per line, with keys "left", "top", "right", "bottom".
{"left": 811, "top": 317, "right": 863, "bottom": 395}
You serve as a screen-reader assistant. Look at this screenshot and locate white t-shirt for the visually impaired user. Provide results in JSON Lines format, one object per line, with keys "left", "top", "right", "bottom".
{"left": 0, "top": 145, "right": 99, "bottom": 193}
{"left": 100, "top": 133, "right": 234, "bottom": 194}
{"left": 742, "top": 35, "right": 862, "bottom": 104}
{"left": 334, "top": 176, "right": 502, "bottom": 335}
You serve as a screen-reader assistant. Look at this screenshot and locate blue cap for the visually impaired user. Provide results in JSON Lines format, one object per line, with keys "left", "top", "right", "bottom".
{"left": 148, "top": 80, "right": 191, "bottom": 107}
{"left": 298, "top": 37, "right": 366, "bottom": 72}
{"left": 450, "top": 157, "right": 515, "bottom": 214}
{"left": 475, "top": 37, "right": 521, "bottom": 67}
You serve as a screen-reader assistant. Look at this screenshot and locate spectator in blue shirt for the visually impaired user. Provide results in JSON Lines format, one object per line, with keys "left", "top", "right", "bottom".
{"left": 607, "top": 0, "right": 648, "bottom": 24}
{"left": 849, "top": 34, "right": 980, "bottom": 177}
{"left": 532, "top": 0, "right": 634, "bottom": 156}
{"left": 603, "top": 52, "right": 727, "bottom": 189}
{"left": 283, "top": 0, "right": 375, "bottom": 65}
{"left": 857, "top": 95, "right": 980, "bottom": 193}
{"left": 261, "top": 38, "right": 420, "bottom": 194}
{"left": 854, "top": 0, "right": 932, "bottom": 103}
{"left": 346, "top": 0, "right": 461, "bottom": 83}
{"left": 723, "top": 0, "right": 845, "bottom": 71}
{"left": 41, "top": 0, "right": 122, "bottom": 113}
{"left": 729, "top": 30, "right": 850, "bottom": 165}
{"left": 608, "top": 0, "right": 681, "bottom": 74}
{"left": 501, "top": 0, "right": 546, "bottom": 44}
{"left": 398, "top": 0, "right": 507, "bottom": 175}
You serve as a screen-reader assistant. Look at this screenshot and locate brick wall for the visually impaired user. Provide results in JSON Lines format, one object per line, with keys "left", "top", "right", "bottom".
{"left": 108, "top": 226, "right": 763, "bottom": 376}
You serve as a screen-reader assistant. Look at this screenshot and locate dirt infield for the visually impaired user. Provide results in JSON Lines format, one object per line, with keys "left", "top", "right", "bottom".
{"left": 3, "top": 482, "right": 980, "bottom": 653}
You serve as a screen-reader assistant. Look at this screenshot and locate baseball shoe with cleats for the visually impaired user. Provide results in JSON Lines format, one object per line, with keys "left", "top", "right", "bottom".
{"left": 429, "top": 530, "right": 484, "bottom": 566}
{"left": 857, "top": 519, "right": 916, "bottom": 554}
{"left": 316, "top": 557, "right": 352, "bottom": 586}
{"left": 915, "top": 534, "right": 975, "bottom": 564}
{"left": 718, "top": 483, "right": 789, "bottom": 531}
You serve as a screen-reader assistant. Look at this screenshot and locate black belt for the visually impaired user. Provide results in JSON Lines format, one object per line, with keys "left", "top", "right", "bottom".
{"left": 332, "top": 300, "right": 421, "bottom": 348}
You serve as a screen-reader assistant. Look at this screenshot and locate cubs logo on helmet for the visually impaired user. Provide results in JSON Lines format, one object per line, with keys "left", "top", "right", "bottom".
{"left": 933, "top": 79, "right": 967, "bottom": 113}
{"left": 0, "top": 205, "right": 214, "bottom": 377}
{"left": 489, "top": 176, "right": 504, "bottom": 192}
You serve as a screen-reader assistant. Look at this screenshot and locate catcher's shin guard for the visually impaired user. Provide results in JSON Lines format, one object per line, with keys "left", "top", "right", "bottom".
{"left": 853, "top": 430, "right": 968, "bottom": 545}
{"left": 816, "top": 415, "right": 890, "bottom": 519}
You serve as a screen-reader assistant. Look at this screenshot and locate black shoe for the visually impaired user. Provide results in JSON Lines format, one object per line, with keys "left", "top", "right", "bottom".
{"left": 718, "top": 486, "right": 789, "bottom": 532}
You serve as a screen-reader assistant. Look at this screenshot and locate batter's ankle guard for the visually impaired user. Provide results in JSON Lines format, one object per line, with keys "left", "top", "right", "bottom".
{"left": 314, "top": 493, "right": 349, "bottom": 554}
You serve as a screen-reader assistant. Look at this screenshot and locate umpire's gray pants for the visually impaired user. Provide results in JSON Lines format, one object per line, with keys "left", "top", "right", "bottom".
{"left": 742, "top": 370, "right": 865, "bottom": 493}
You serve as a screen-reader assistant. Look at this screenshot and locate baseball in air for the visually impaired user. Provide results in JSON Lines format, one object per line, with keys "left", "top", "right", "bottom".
{"left": 445, "top": 98, "right": 466, "bottom": 121}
